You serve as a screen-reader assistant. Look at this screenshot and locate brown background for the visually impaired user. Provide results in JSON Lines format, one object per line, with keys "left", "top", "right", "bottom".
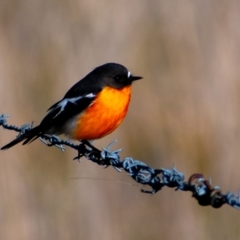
{"left": 1, "top": 1, "right": 240, "bottom": 239}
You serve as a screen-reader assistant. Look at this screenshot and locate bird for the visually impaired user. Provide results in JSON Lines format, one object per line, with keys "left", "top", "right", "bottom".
{"left": 1, "top": 63, "right": 142, "bottom": 150}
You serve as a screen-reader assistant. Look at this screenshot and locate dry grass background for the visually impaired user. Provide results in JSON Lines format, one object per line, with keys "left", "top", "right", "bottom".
{"left": 0, "top": 0, "right": 240, "bottom": 239}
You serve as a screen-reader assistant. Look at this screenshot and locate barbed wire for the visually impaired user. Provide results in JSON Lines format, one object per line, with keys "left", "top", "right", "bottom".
{"left": 1, "top": 113, "right": 240, "bottom": 210}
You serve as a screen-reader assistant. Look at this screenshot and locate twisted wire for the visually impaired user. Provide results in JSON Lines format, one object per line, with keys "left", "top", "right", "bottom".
{"left": 1, "top": 114, "right": 239, "bottom": 210}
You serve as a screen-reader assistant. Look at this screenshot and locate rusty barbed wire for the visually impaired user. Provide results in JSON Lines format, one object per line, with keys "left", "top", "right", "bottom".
{"left": 1, "top": 113, "right": 240, "bottom": 210}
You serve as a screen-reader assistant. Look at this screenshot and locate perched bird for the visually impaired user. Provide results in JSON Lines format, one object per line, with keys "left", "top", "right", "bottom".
{"left": 1, "top": 63, "right": 142, "bottom": 150}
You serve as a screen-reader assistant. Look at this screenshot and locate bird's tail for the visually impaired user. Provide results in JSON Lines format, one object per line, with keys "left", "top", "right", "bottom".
{"left": 1, "top": 125, "right": 42, "bottom": 150}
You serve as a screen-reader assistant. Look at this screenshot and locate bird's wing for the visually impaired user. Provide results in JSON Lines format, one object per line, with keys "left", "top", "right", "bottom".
{"left": 43, "top": 74, "right": 102, "bottom": 130}
{"left": 40, "top": 93, "right": 96, "bottom": 129}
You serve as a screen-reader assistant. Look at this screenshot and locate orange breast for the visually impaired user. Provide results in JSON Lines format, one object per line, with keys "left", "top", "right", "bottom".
{"left": 73, "top": 86, "right": 131, "bottom": 140}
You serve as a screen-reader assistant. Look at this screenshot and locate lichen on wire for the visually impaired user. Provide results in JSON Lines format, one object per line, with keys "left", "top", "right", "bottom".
{"left": 1, "top": 113, "right": 240, "bottom": 210}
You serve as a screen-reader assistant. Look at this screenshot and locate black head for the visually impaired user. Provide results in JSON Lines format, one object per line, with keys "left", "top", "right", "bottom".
{"left": 91, "top": 63, "right": 142, "bottom": 89}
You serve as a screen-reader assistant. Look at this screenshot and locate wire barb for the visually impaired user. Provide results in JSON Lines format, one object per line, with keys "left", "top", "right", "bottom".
{"left": 1, "top": 114, "right": 240, "bottom": 210}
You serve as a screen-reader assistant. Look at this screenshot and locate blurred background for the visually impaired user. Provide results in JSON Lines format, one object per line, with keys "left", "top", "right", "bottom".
{"left": 1, "top": 0, "right": 240, "bottom": 239}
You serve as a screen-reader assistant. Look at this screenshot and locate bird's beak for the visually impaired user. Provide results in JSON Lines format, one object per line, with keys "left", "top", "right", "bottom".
{"left": 130, "top": 75, "right": 143, "bottom": 81}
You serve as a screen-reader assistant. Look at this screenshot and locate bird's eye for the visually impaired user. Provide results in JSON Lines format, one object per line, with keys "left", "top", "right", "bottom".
{"left": 114, "top": 75, "right": 121, "bottom": 81}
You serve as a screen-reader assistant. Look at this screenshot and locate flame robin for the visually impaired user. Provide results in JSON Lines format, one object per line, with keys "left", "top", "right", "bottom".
{"left": 1, "top": 63, "right": 142, "bottom": 150}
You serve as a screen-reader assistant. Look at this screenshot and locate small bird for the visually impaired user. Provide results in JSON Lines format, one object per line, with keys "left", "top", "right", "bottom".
{"left": 1, "top": 63, "right": 142, "bottom": 150}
